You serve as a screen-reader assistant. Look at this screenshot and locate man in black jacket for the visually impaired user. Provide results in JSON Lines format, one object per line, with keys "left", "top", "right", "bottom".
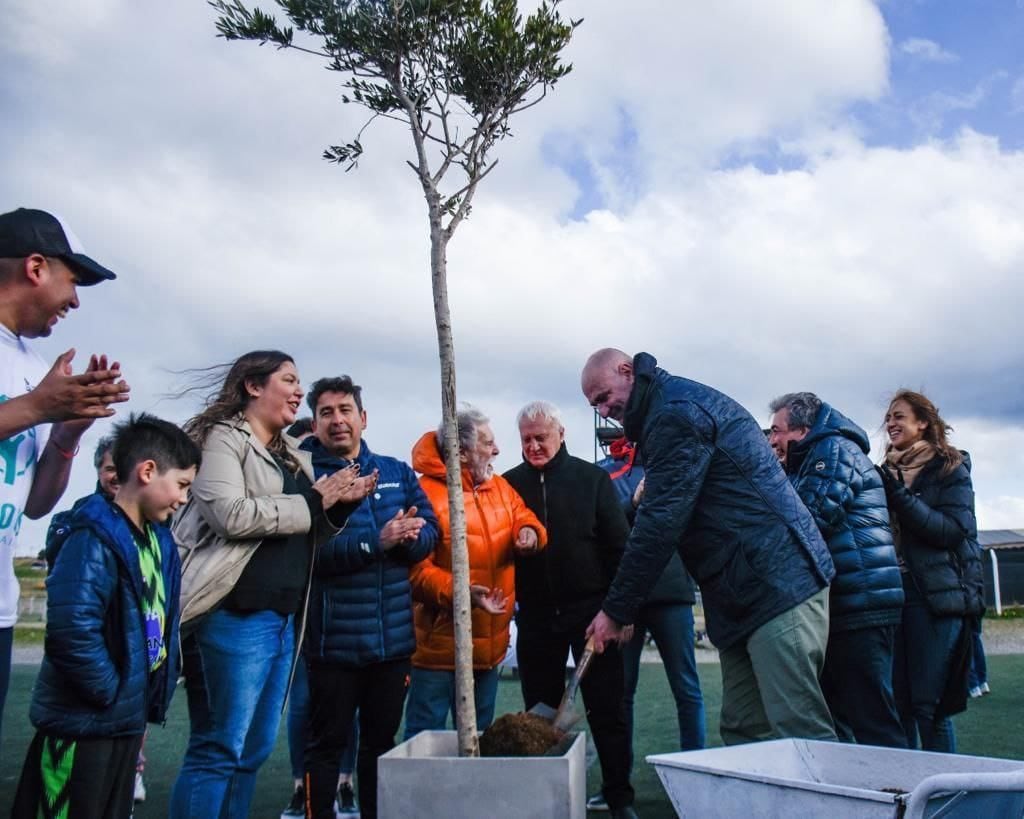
{"left": 769, "top": 392, "right": 906, "bottom": 747}
{"left": 581, "top": 349, "right": 837, "bottom": 746}
{"left": 503, "top": 401, "right": 636, "bottom": 819}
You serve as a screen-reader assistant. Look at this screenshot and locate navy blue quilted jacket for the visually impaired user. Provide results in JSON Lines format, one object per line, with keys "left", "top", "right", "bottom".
{"left": 31, "top": 494, "right": 181, "bottom": 737}
{"left": 302, "top": 438, "right": 438, "bottom": 666}
{"left": 602, "top": 353, "right": 835, "bottom": 650}
{"left": 785, "top": 404, "right": 903, "bottom": 632}
{"left": 596, "top": 446, "right": 696, "bottom": 607}
{"left": 883, "top": 452, "right": 984, "bottom": 617}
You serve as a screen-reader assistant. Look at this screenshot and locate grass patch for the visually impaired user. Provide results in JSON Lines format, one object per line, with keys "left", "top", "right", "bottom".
{"left": 2, "top": 658, "right": 1022, "bottom": 817}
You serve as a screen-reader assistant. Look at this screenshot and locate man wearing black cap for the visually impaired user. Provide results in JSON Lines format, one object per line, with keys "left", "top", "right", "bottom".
{"left": 0, "top": 207, "right": 129, "bottom": 741}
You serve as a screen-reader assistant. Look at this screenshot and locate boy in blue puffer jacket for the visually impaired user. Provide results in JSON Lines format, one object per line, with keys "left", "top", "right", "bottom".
{"left": 12, "top": 414, "right": 200, "bottom": 819}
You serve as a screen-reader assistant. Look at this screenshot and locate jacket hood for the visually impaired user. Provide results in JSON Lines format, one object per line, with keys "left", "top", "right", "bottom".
{"left": 68, "top": 494, "right": 141, "bottom": 567}
{"left": 412, "top": 430, "right": 480, "bottom": 490}
{"left": 793, "top": 403, "right": 870, "bottom": 456}
{"left": 300, "top": 435, "right": 372, "bottom": 470}
{"left": 623, "top": 352, "right": 660, "bottom": 442}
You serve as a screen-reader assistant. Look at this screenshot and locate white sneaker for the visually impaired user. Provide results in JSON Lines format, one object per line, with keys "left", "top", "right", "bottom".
{"left": 969, "top": 686, "right": 983, "bottom": 698}
{"left": 586, "top": 793, "right": 609, "bottom": 811}
{"left": 133, "top": 772, "right": 147, "bottom": 803}
{"left": 981, "top": 682, "right": 991, "bottom": 695}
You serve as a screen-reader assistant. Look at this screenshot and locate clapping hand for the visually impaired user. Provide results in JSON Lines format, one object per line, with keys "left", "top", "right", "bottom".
{"left": 380, "top": 506, "right": 426, "bottom": 550}
{"left": 313, "top": 464, "right": 363, "bottom": 507}
{"left": 35, "top": 351, "right": 130, "bottom": 425}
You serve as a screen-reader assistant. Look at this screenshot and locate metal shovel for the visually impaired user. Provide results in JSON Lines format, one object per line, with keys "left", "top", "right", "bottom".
{"left": 528, "top": 636, "right": 597, "bottom": 733}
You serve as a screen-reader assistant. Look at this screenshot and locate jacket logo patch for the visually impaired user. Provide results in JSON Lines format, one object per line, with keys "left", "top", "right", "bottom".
{"left": 814, "top": 461, "right": 826, "bottom": 471}
{"left": 376, "top": 482, "right": 401, "bottom": 489}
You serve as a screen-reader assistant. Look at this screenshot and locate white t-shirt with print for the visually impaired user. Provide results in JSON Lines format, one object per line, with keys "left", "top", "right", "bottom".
{"left": 0, "top": 324, "right": 50, "bottom": 628}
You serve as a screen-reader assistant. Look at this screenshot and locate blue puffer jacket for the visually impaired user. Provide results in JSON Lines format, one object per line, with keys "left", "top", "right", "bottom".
{"left": 603, "top": 353, "right": 835, "bottom": 650}
{"left": 302, "top": 438, "right": 438, "bottom": 666}
{"left": 31, "top": 494, "right": 181, "bottom": 737}
{"left": 785, "top": 404, "right": 904, "bottom": 632}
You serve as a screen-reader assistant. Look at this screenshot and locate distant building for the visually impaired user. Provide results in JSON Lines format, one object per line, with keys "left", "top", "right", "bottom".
{"left": 979, "top": 529, "right": 1024, "bottom": 612}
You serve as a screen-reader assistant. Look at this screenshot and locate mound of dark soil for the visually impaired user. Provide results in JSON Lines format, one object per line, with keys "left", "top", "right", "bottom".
{"left": 479, "top": 712, "right": 561, "bottom": 756}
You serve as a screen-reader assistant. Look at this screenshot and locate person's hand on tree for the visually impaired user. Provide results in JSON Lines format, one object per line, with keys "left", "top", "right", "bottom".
{"left": 470, "top": 585, "right": 508, "bottom": 615}
{"left": 379, "top": 506, "right": 426, "bottom": 550}
{"left": 513, "top": 526, "right": 540, "bottom": 556}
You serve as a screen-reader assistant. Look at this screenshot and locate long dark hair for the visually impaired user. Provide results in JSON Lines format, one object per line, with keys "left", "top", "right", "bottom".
{"left": 182, "top": 350, "right": 301, "bottom": 473}
{"left": 887, "top": 389, "right": 963, "bottom": 475}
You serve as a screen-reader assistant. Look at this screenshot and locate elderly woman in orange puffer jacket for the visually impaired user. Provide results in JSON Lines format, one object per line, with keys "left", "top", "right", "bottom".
{"left": 404, "top": 406, "right": 546, "bottom": 738}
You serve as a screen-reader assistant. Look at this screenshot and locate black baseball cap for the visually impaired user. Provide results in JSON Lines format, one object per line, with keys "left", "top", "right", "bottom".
{"left": 0, "top": 208, "right": 116, "bottom": 285}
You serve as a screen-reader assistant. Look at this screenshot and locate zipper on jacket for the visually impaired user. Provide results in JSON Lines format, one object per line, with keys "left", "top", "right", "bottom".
{"left": 540, "top": 472, "right": 549, "bottom": 529}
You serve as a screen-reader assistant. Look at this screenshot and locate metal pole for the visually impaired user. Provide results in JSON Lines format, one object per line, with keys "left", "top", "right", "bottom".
{"left": 989, "top": 548, "right": 1002, "bottom": 616}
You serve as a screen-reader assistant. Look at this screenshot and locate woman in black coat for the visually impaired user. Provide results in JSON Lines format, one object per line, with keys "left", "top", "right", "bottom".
{"left": 880, "top": 389, "right": 984, "bottom": 752}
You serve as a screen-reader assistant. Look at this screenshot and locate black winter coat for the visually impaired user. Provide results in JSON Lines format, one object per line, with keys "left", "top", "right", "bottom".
{"left": 603, "top": 353, "right": 835, "bottom": 650}
{"left": 786, "top": 404, "right": 903, "bottom": 632}
{"left": 31, "top": 494, "right": 180, "bottom": 738}
{"left": 883, "top": 452, "right": 984, "bottom": 617}
{"left": 504, "top": 444, "right": 629, "bottom": 629}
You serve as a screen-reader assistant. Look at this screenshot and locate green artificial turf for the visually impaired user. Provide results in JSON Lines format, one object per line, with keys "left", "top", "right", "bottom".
{"left": 2, "top": 658, "right": 1022, "bottom": 818}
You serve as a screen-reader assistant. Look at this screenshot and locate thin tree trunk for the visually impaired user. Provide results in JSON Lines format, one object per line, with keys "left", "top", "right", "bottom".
{"left": 428, "top": 203, "right": 479, "bottom": 757}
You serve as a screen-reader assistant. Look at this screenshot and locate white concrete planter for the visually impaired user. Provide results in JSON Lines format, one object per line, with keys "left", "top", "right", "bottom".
{"left": 378, "top": 730, "right": 586, "bottom": 818}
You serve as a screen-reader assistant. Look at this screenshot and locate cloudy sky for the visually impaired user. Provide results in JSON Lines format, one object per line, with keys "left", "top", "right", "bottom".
{"left": 4, "top": 0, "right": 1024, "bottom": 553}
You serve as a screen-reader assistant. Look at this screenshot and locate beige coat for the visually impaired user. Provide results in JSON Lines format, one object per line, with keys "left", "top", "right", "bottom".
{"left": 174, "top": 416, "right": 329, "bottom": 627}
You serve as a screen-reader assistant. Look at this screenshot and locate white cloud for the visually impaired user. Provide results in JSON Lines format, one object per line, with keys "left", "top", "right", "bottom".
{"left": 1012, "top": 76, "right": 1024, "bottom": 114}
{"left": 3, "top": 1, "right": 1023, "bottom": 553}
{"left": 898, "top": 37, "right": 959, "bottom": 63}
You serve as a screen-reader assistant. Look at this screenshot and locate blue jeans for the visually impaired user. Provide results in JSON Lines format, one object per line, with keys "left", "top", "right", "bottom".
{"left": 893, "top": 602, "right": 963, "bottom": 753}
{"left": 287, "top": 656, "right": 357, "bottom": 781}
{"left": 968, "top": 617, "right": 988, "bottom": 689}
{"left": 170, "top": 609, "right": 293, "bottom": 818}
{"left": 403, "top": 666, "right": 500, "bottom": 739}
{"left": 622, "top": 604, "right": 705, "bottom": 758}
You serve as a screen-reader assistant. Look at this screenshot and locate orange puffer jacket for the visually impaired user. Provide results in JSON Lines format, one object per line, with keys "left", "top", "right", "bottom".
{"left": 409, "top": 431, "right": 546, "bottom": 670}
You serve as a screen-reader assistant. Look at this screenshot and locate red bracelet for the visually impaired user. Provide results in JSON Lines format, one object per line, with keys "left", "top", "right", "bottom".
{"left": 51, "top": 440, "right": 80, "bottom": 460}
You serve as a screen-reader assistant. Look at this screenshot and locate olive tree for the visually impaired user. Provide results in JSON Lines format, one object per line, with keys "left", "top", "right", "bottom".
{"left": 210, "top": 0, "right": 578, "bottom": 757}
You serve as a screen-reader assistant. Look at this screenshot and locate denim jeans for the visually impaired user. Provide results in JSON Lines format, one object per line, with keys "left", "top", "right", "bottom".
{"left": 403, "top": 666, "right": 500, "bottom": 739}
{"left": 287, "top": 656, "right": 357, "bottom": 781}
{"left": 170, "top": 609, "right": 293, "bottom": 818}
{"left": 622, "top": 604, "right": 705, "bottom": 758}
{"left": 893, "top": 601, "right": 963, "bottom": 753}
{"left": 820, "top": 624, "right": 906, "bottom": 748}
{"left": 968, "top": 616, "right": 988, "bottom": 689}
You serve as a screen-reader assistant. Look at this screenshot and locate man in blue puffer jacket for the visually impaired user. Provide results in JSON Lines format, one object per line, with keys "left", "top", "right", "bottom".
{"left": 13, "top": 414, "right": 196, "bottom": 818}
{"left": 769, "top": 392, "right": 906, "bottom": 748}
{"left": 582, "top": 349, "right": 836, "bottom": 745}
{"left": 300, "top": 376, "right": 438, "bottom": 819}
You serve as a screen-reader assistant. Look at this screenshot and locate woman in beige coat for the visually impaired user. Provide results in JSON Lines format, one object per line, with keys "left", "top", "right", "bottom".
{"left": 169, "top": 350, "right": 373, "bottom": 819}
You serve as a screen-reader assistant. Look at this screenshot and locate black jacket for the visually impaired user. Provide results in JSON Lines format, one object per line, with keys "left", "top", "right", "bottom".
{"left": 786, "top": 404, "right": 904, "bottom": 632}
{"left": 504, "top": 444, "right": 630, "bottom": 629}
{"left": 603, "top": 353, "right": 835, "bottom": 650}
{"left": 882, "top": 452, "right": 984, "bottom": 617}
{"left": 597, "top": 444, "right": 696, "bottom": 606}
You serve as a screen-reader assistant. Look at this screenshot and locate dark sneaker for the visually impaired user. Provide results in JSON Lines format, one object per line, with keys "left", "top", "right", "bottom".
{"left": 586, "top": 792, "right": 609, "bottom": 811}
{"left": 337, "top": 781, "right": 359, "bottom": 814}
{"left": 282, "top": 784, "right": 305, "bottom": 817}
